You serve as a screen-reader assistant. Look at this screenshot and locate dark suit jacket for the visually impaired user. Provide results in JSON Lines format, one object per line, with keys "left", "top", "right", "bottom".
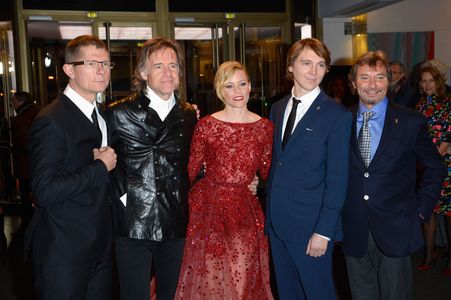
{"left": 266, "top": 91, "right": 352, "bottom": 244}
{"left": 391, "top": 83, "right": 418, "bottom": 109}
{"left": 11, "top": 103, "right": 40, "bottom": 179}
{"left": 25, "top": 94, "right": 112, "bottom": 265}
{"left": 342, "top": 103, "right": 446, "bottom": 258}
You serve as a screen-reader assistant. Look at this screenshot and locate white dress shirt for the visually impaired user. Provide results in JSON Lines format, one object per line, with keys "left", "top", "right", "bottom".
{"left": 145, "top": 85, "right": 176, "bottom": 121}
{"left": 64, "top": 85, "right": 107, "bottom": 147}
{"left": 282, "top": 86, "right": 321, "bottom": 139}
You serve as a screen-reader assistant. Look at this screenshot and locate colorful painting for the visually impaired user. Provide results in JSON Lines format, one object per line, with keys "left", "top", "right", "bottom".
{"left": 367, "top": 31, "right": 434, "bottom": 73}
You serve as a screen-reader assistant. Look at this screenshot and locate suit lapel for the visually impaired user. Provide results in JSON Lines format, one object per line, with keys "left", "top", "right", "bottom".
{"left": 284, "top": 92, "right": 327, "bottom": 148}
{"left": 273, "top": 95, "right": 291, "bottom": 156}
{"left": 98, "top": 108, "right": 111, "bottom": 145}
{"left": 370, "top": 103, "right": 398, "bottom": 167}
{"left": 60, "top": 94, "right": 102, "bottom": 147}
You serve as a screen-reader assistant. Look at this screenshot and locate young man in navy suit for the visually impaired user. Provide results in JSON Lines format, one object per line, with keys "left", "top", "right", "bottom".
{"left": 266, "top": 38, "right": 352, "bottom": 299}
{"left": 25, "top": 35, "right": 117, "bottom": 300}
{"left": 341, "top": 51, "right": 446, "bottom": 300}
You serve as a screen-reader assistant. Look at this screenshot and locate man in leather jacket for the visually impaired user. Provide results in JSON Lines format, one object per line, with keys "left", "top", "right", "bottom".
{"left": 108, "top": 37, "right": 197, "bottom": 300}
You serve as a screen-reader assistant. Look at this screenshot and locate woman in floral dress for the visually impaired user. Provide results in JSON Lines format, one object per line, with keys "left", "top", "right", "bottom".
{"left": 416, "top": 66, "right": 451, "bottom": 276}
{"left": 175, "top": 61, "right": 274, "bottom": 299}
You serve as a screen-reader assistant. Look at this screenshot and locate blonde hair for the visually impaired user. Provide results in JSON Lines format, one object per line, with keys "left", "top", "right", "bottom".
{"left": 214, "top": 61, "right": 250, "bottom": 102}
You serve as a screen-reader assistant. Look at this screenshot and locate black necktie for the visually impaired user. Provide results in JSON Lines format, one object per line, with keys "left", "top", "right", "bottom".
{"left": 282, "top": 98, "right": 301, "bottom": 149}
{"left": 91, "top": 108, "right": 100, "bottom": 132}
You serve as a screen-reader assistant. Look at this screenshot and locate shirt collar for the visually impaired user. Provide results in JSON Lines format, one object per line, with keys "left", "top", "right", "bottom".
{"left": 64, "top": 85, "right": 97, "bottom": 118}
{"left": 291, "top": 86, "right": 321, "bottom": 107}
{"left": 145, "top": 85, "right": 176, "bottom": 110}
{"left": 358, "top": 97, "right": 388, "bottom": 120}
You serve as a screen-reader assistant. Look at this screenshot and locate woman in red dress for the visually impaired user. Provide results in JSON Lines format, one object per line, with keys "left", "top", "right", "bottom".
{"left": 175, "top": 61, "right": 274, "bottom": 299}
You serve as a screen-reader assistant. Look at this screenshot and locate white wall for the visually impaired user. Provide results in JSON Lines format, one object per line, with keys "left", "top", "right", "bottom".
{"left": 322, "top": 0, "right": 451, "bottom": 67}
{"left": 322, "top": 18, "right": 353, "bottom": 65}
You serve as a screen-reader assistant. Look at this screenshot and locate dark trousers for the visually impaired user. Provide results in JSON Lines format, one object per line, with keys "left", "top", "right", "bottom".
{"left": 345, "top": 232, "right": 412, "bottom": 300}
{"left": 18, "top": 178, "right": 33, "bottom": 230}
{"left": 269, "top": 227, "right": 335, "bottom": 300}
{"left": 33, "top": 255, "right": 112, "bottom": 300}
{"left": 115, "top": 236, "right": 185, "bottom": 300}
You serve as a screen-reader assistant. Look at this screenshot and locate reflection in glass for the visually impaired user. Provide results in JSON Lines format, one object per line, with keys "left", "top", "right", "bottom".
{"left": 100, "top": 25, "right": 153, "bottom": 103}
{"left": 27, "top": 21, "right": 153, "bottom": 106}
{"left": 236, "top": 26, "right": 286, "bottom": 116}
{"left": 175, "top": 26, "right": 224, "bottom": 116}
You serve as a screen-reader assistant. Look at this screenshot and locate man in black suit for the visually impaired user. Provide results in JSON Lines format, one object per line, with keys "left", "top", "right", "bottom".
{"left": 341, "top": 51, "right": 446, "bottom": 300}
{"left": 25, "top": 35, "right": 117, "bottom": 300}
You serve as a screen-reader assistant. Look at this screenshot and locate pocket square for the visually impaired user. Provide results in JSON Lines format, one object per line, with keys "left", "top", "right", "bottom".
{"left": 306, "top": 128, "right": 313, "bottom": 131}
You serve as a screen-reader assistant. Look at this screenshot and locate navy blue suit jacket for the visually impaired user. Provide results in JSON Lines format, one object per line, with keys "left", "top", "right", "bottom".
{"left": 266, "top": 91, "right": 352, "bottom": 244}
{"left": 342, "top": 103, "right": 446, "bottom": 258}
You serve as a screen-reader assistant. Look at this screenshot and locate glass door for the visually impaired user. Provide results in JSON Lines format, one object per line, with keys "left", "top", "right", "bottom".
{"left": 98, "top": 23, "right": 153, "bottom": 104}
{"left": 234, "top": 24, "right": 286, "bottom": 116}
{"left": 174, "top": 22, "right": 286, "bottom": 117}
{"left": 174, "top": 24, "right": 226, "bottom": 116}
{"left": 27, "top": 21, "right": 92, "bottom": 107}
{"left": 26, "top": 20, "right": 153, "bottom": 107}
{"left": 0, "top": 22, "right": 16, "bottom": 199}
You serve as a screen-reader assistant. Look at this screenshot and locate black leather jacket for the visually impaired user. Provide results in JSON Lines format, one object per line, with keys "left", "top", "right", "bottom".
{"left": 108, "top": 93, "right": 197, "bottom": 241}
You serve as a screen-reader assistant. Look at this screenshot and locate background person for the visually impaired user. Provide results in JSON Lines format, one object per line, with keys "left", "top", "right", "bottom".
{"left": 325, "top": 73, "right": 356, "bottom": 107}
{"left": 415, "top": 65, "right": 451, "bottom": 276}
{"left": 387, "top": 61, "right": 417, "bottom": 108}
{"left": 11, "top": 91, "right": 40, "bottom": 233}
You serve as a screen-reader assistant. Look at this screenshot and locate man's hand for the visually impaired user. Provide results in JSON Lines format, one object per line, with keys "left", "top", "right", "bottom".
{"left": 248, "top": 175, "right": 259, "bottom": 195}
{"left": 306, "top": 233, "right": 329, "bottom": 257}
{"left": 191, "top": 103, "right": 201, "bottom": 120}
{"left": 93, "top": 146, "right": 117, "bottom": 171}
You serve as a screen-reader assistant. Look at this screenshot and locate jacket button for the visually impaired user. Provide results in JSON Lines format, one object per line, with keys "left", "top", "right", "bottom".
{"left": 363, "top": 195, "right": 369, "bottom": 201}
{"left": 181, "top": 118, "right": 184, "bottom": 122}
{"left": 179, "top": 133, "right": 183, "bottom": 137}
{"left": 176, "top": 148, "right": 181, "bottom": 152}
{"left": 364, "top": 172, "right": 369, "bottom": 178}
{"left": 173, "top": 176, "right": 177, "bottom": 180}
{"left": 155, "top": 176, "right": 159, "bottom": 180}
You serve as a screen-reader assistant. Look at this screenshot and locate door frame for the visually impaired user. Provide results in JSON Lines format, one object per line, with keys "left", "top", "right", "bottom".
{"left": 14, "top": 0, "right": 292, "bottom": 100}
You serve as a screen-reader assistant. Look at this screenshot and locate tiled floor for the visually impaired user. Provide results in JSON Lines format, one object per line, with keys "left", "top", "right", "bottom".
{"left": 0, "top": 204, "right": 450, "bottom": 299}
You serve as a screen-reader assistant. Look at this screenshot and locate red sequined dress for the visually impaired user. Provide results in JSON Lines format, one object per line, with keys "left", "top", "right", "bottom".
{"left": 175, "top": 115, "right": 274, "bottom": 300}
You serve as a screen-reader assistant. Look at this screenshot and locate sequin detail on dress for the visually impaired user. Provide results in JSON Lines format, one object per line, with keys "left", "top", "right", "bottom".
{"left": 175, "top": 115, "right": 274, "bottom": 299}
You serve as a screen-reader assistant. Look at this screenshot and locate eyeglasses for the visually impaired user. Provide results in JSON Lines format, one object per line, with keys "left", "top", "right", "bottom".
{"left": 70, "top": 60, "right": 115, "bottom": 69}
